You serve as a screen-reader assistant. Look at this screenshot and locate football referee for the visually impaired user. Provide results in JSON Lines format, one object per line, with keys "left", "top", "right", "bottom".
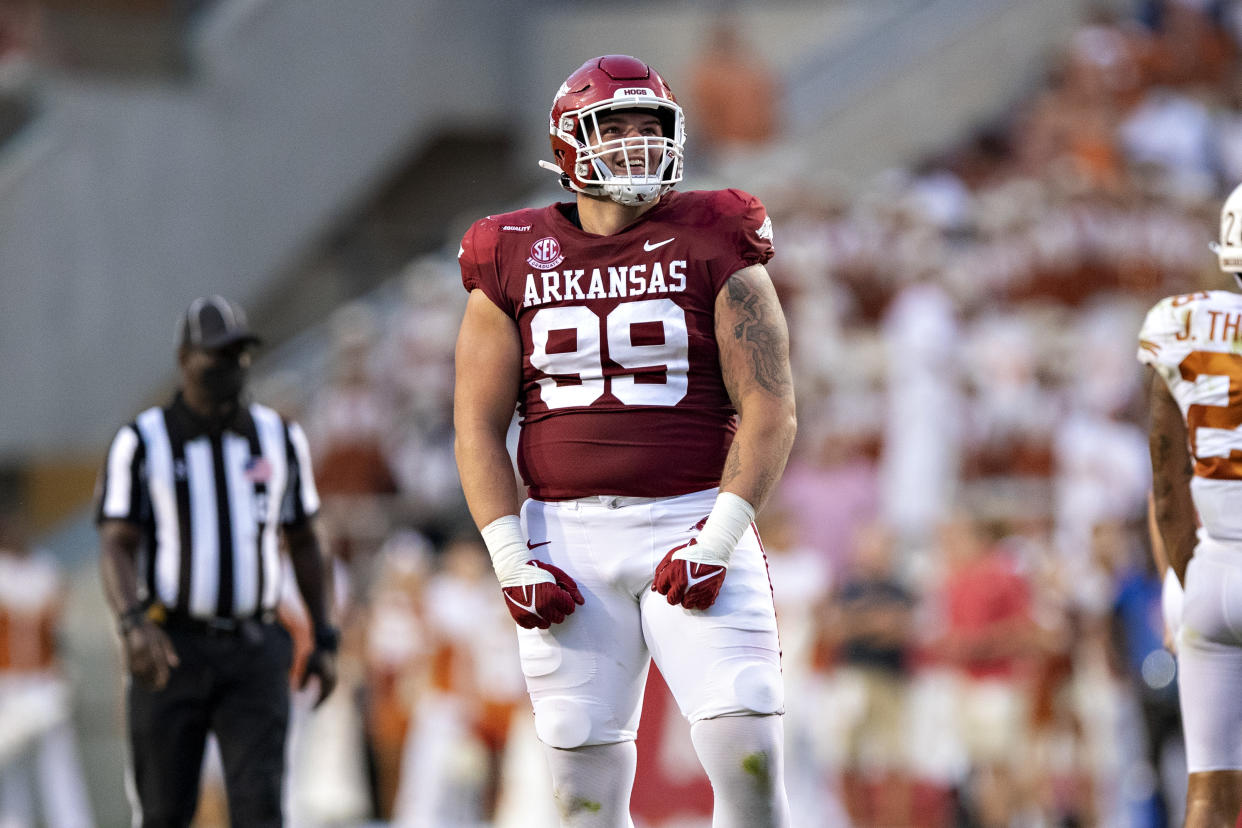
{"left": 97, "top": 295, "right": 338, "bottom": 828}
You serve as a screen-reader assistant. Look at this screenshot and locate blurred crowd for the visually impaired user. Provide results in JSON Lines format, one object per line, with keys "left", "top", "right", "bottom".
{"left": 9, "top": 0, "right": 1242, "bottom": 826}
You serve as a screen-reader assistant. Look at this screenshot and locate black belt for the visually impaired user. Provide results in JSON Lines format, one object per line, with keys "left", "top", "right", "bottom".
{"left": 162, "top": 611, "right": 276, "bottom": 638}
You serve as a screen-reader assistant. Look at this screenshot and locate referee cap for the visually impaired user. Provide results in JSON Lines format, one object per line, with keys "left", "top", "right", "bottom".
{"left": 178, "top": 295, "right": 262, "bottom": 349}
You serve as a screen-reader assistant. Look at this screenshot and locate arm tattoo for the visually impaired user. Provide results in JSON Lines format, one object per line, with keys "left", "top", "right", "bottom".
{"left": 720, "top": 446, "right": 779, "bottom": 495}
{"left": 724, "top": 275, "right": 792, "bottom": 397}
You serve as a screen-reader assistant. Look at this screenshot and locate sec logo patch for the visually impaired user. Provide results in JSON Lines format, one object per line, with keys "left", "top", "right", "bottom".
{"left": 527, "top": 237, "right": 565, "bottom": 270}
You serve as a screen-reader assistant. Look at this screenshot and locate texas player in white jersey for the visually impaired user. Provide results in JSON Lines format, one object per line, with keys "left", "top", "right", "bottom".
{"left": 453, "top": 55, "right": 796, "bottom": 827}
{"left": 1140, "top": 181, "right": 1242, "bottom": 827}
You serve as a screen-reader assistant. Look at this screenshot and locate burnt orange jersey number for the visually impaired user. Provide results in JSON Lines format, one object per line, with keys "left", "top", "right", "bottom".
{"left": 1179, "top": 351, "right": 1242, "bottom": 480}
{"left": 1171, "top": 291, "right": 1210, "bottom": 307}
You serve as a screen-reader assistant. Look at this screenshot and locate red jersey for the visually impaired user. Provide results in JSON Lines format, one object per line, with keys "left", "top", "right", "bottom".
{"left": 459, "top": 189, "right": 774, "bottom": 499}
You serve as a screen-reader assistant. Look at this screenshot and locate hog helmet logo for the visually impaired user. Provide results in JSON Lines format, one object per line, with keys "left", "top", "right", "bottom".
{"left": 527, "top": 236, "right": 565, "bottom": 270}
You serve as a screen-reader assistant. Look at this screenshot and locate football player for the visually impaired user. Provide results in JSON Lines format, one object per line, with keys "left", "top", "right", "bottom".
{"left": 453, "top": 55, "right": 796, "bottom": 826}
{"left": 1140, "top": 181, "right": 1242, "bottom": 828}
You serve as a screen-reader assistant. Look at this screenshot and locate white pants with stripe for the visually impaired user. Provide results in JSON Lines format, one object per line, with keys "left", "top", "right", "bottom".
{"left": 516, "top": 488, "right": 784, "bottom": 749}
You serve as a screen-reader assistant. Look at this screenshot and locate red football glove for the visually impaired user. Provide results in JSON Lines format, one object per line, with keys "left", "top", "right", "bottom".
{"left": 501, "top": 560, "right": 584, "bottom": 629}
{"left": 653, "top": 538, "right": 728, "bottom": 610}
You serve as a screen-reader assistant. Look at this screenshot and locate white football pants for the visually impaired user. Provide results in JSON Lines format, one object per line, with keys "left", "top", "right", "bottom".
{"left": 516, "top": 488, "right": 785, "bottom": 749}
{"left": 1178, "top": 537, "right": 1242, "bottom": 772}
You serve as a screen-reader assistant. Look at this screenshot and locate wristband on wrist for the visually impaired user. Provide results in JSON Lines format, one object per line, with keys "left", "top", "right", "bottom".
{"left": 687, "top": 492, "right": 756, "bottom": 566}
{"left": 480, "top": 514, "right": 533, "bottom": 585}
{"left": 118, "top": 605, "right": 147, "bottom": 634}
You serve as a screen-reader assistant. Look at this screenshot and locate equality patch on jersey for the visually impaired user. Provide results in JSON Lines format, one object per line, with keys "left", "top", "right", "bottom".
{"left": 528, "top": 236, "right": 565, "bottom": 271}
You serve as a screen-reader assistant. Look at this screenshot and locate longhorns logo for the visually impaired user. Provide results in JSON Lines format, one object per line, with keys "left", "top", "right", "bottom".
{"left": 527, "top": 236, "right": 565, "bottom": 271}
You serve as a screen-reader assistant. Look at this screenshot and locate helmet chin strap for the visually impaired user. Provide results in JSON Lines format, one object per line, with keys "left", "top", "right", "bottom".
{"left": 537, "top": 157, "right": 661, "bottom": 203}
{"left": 604, "top": 183, "right": 661, "bottom": 206}
{"left": 590, "top": 155, "right": 671, "bottom": 206}
{"left": 538, "top": 159, "right": 575, "bottom": 193}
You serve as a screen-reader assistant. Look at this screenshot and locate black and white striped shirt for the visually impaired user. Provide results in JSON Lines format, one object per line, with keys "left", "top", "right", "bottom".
{"left": 96, "top": 394, "right": 319, "bottom": 621}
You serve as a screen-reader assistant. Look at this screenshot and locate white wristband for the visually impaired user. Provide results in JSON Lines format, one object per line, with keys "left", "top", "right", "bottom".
{"left": 481, "top": 515, "right": 549, "bottom": 587}
{"left": 675, "top": 492, "right": 756, "bottom": 567}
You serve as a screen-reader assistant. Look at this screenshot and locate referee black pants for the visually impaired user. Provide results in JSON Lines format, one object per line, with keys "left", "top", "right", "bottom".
{"left": 127, "top": 621, "right": 293, "bottom": 828}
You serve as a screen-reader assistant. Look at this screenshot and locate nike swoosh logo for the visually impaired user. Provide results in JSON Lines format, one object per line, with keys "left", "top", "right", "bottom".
{"left": 527, "top": 540, "right": 551, "bottom": 550}
{"left": 505, "top": 587, "right": 541, "bottom": 617}
{"left": 644, "top": 238, "right": 675, "bottom": 252}
{"left": 685, "top": 562, "right": 723, "bottom": 589}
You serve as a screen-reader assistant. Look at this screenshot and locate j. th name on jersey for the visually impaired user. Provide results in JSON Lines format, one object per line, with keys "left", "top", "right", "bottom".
{"left": 523, "top": 260, "right": 688, "bottom": 308}
{"left": 1204, "top": 309, "right": 1242, "bottom": 343}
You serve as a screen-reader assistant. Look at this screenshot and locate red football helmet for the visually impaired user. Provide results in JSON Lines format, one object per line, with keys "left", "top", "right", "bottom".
{"left": 538, "top": 55, "right": 685, "bottom": 206}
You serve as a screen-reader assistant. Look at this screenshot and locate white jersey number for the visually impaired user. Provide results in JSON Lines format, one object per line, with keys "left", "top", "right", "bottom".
{"left": 530, "top": 299, "right": 690, "bottom": 409}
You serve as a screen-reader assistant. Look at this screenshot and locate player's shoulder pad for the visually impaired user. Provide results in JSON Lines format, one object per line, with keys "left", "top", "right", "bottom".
{"left": 721, "top": 187, "right": 764, "bottom": 209}
{"left": 1141, "top": 291, "right": 1215, "bottom": 332}
{"left": 689, "top": 187, "right": 764, "bottom": 217}
{"left": 460, "top": 215, "right": 500, "bottom": 262}
{"left": 725, "top": 188, "right": 772, "bottom": 240}
{"left": 1139, "top": 293, "right": 1186, "bottom": 339}
{"left": 1138, "top": 291, "right": 1213, "bottom": 364}
{"left": 460, "top": 207, "right": 544, "bottom": 262}
{"left": 685, "top": 188, "right": 770, "bottom": 239}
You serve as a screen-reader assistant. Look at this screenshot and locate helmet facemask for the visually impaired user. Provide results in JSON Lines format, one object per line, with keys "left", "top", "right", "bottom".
{"left": 546, "top": 96, "right": 684, "bottom": 206}
{"left": 572, "top": 102, "right": 683, "bottom": 206}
